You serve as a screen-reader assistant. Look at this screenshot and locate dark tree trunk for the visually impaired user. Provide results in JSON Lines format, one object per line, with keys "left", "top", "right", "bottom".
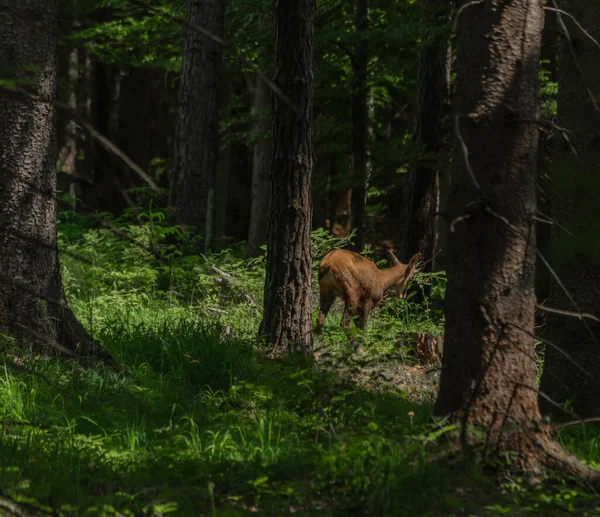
{"left": 0, "top": 0, "right": 110, "bottom": 360}
{"left": 57, "top": 25, "right": 80, "bottom": 208}
{"left": 434, "top": 0, "right": 581, "bottom": 472}
{"left": 260, "top": 0, "right": 315, "bottom": 357}
{"left": 57, "top": 0, "right": 86, "bottom": 209}
{"left": 247, "top": 17, "right": 273, "bottom": 257}
{"left": 400, "top": 1, "right": 447, "bottom": 269}
{"left": 214, "top": 64, "right": 232, "bottom": 243}
{"left": 350, "top": 0, "right": 369, "bottom": 252}
{"left": 535, "top": 4, "right": 557, "bottom": 301}
{"left": 539, "top": 2, "right": 600, "bottom": 419}
{"left": 172, "top": 0, "right": 225, "bottom": 250}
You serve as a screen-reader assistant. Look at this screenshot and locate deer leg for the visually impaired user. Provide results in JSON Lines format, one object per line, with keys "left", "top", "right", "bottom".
{"left": 357, "top": 298, "right": 373, "bottom": 332}
{"left": 317, "top": 293, "right": 336, "bottom": 333}
{"left": 341, "top": 298, "right": 360, "bottom": 348}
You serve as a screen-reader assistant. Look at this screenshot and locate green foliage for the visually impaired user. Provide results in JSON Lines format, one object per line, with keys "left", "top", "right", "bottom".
{"left": 0, "top": 213, "right": 598, "bottom": 514}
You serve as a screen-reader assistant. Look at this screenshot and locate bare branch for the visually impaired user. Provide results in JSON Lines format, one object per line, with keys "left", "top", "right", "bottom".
{"left": 515, "top": 118, "right": 578, "bottom": 156}
{"left": 533, "top": 210, "right": 573, "bottom": 236}
{"left": 75, "top": 116, "right": 160, "bottom": 194}
{"left": 481, "top": 203, "right": 599, "bottom": 346}
{"left": 505, "top": 320, "right": 592, "bottom": 379}
{"left": 454, "top": 114, "right": 483, "bottom": 194}
{"left": 448, "top": 213, "right": 473, "bottom": 233}
{"left": 545, "top": 6, "right": 600, "bottom": 54}
{"left": 12, "top": 323, "right": 77, "bottom": 357}
{"left": 553, "top": 416, "right": 600, "bottom": 432}
{"left": 549, "top": 1, "right": 600, "bottom": 112}
{"left": 536, "top": 303, "right": 600, "bottom": 323}
{"left": 452, "top": 0, "right": 484, "bottom": 34}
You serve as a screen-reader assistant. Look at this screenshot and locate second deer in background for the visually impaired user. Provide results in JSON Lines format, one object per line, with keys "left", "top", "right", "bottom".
{"left": 317, "top": 250, "right": 421, "bottom": 344}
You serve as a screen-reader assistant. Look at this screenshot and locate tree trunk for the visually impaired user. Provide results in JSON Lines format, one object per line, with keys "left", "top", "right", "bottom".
{"left": 172, "top": 0, "right": 225, "bottom": 251}
{"left": 260, "top": 0, "right": 315, "bottom": 357}
{"left": 400, "top": 1, "right": 447, "bottom": 269}
{"left": 434, "top": 0, "right": 583, "bottom": 473}
{"left": 0, "top": 1, "right": 110, "bottom": 361}
{"left": 57, "top": 0, "right": 80, "bottom": 209}
{"left": 213, "top": 64, "right": 232, "bottom": 244}
{"left": 350, "top": 0, "right": 369, "bottom": 252}
{"left": 535, "top": 4, "right": 557, "bottom": 302}
{"left": 247, "top": 16, "right": 273, "bottom": 257}
{"left": 538, "top": 2, "right": 600, "bottom": 419}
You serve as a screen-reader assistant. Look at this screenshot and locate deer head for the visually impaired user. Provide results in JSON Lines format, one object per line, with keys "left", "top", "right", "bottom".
{"left": 389, "top": 251, "right": 421, "bottom": 299}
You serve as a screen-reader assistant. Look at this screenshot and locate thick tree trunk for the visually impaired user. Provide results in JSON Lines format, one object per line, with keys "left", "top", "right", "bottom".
{"left": 260, "top": 0, "right": 315, "bottom": 357}
{"left": 0, "top": 1, "right": 110, "bottom": 360}
{"left": 434, "top": 0, "right": 581, "bottom": 473}
{"left": 172, "top": 0, "right": 225, "bottom": 251}
{"left": 539, "top": 2, "right": 600, "bottom": 418}
{"left": 247, "top": 17, "right": 273, "bottom": 257}
{"left": 350, "top": 0, "right": 369, "bottom": 252}
{"left": 400, "top": 1, "right": 447, "bottom": 269}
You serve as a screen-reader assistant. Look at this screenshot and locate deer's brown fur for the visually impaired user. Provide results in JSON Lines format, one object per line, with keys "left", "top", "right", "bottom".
{"left": 317, "top": 250, "right": 421, "bottom": 336}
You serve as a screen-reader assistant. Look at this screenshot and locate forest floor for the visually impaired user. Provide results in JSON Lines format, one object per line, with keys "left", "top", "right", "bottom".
{"left": 0, "top": 212, "right": 598, "bottom": 516}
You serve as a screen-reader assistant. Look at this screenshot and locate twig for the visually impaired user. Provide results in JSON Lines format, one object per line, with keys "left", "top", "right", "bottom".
{"left": 207, "top": 307, "right": 227, "bottom": 315}
{"left": 75, "top": 116, "right": 160, "bottom": 193}
{"left": 448, "top": 213, "right": 472, "bottom": 233}
{"left": 533, "top": 210, "right": 573, "bottom": 236}
{"left": 210, "top": 265, "right": 234, "bottom": 280}
{"left": 481, "top": 203, "right": 599, "bottom": 347}
{"left": 515, "top": 118, "right": 577, "bottom": 156}
{"left": 454, "top": 114, "right": 483, "bottom": 194}
{"left": 549, "top": 1, "right": 599, "bottom": 112}
{"left": 13, "top": 323, "right": 76, "bottom": 358}
{"left": 504, "top": 320, "right": 592, "bottom": 379}
{"left": 452, "top": 0, "right": 484, "bottom": 34}
{"left": 536, "top": 303, "right": 600, "bottom": 323}
{"left": 545, "top": 6, "right": 600, "bottom": 54}
{"left": 553, "top": 417, "right": 600, "bottom": 432}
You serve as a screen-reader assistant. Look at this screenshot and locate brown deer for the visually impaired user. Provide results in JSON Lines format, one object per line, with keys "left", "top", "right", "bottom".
{"left": 317, "top": 250, "right": 421, "bottom": 338}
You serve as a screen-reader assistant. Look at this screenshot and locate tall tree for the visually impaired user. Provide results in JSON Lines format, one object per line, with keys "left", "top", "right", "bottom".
{"left": 247, "top": 16, "right": 273, "bottom": 257}
{"left": 172, "top": 0, "right": 225, "bottom": 250}
{"left": 400, "top": 1, "right": 448, "bottom": 269}
{"left": 435, "top": 0, "right": 595, "bottom": 477}
{"left": 259, "top": 0, "right": 315, "bottom": 357}
{"left": 539, "top": 3, "right": 600, "bottom": 418}
{"left": 350, "top": 0, "right": 369, "bottom": 252}
{"left": 0, "top": 0, "right": 110, "bottom": 359}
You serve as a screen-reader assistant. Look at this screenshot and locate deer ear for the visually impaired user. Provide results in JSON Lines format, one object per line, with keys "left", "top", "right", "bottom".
{"left": 388, "top": 250, "right": 401, "bottom": 266}
{"left": 408, "top": 252, "right": 421, "bottom": 268}
{"left": 404, "top": 252, "right": 421, "bottom": 280}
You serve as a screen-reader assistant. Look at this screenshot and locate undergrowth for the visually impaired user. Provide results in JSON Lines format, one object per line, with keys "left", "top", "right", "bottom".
{"left": 0, "top": 209, "right": 596, "bottom": 515}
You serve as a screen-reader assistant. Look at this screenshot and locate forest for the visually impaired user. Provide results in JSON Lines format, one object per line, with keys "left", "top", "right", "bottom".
{"left": 0, "top": 0, "right": 599, "bottom": 515}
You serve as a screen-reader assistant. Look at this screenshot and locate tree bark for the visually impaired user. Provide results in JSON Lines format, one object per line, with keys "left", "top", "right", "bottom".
{"left": 350, "top": 0, "right": 369, "bottom": 252}
{"left": 172, "top": 0, "right": 225, "bottom": 251}
{"left": 538, "top": 2, "right": 600, "bottom": 419}
{"left": 0, "top": 1, "right": 110, "bottom": 361}
{"left": 400, "top": 1, "right": 447, "bottom": 270}
{"left": 260, "top": 0, "right": 315, "bottom": 357}
{"left": 247, "top": 16, "right": 273, "bottom": 257}
{"left": 434, "top": 0, "right": 586, "bottom": 474}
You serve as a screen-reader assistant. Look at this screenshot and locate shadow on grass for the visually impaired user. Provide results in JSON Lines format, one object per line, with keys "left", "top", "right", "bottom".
{"left": 0, "top": 319, "right": 598, "bottom": 515}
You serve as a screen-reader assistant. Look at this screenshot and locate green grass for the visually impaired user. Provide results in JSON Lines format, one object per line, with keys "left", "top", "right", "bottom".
{"left": 0, "top": 212, "right": 597, "bottom": 515}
